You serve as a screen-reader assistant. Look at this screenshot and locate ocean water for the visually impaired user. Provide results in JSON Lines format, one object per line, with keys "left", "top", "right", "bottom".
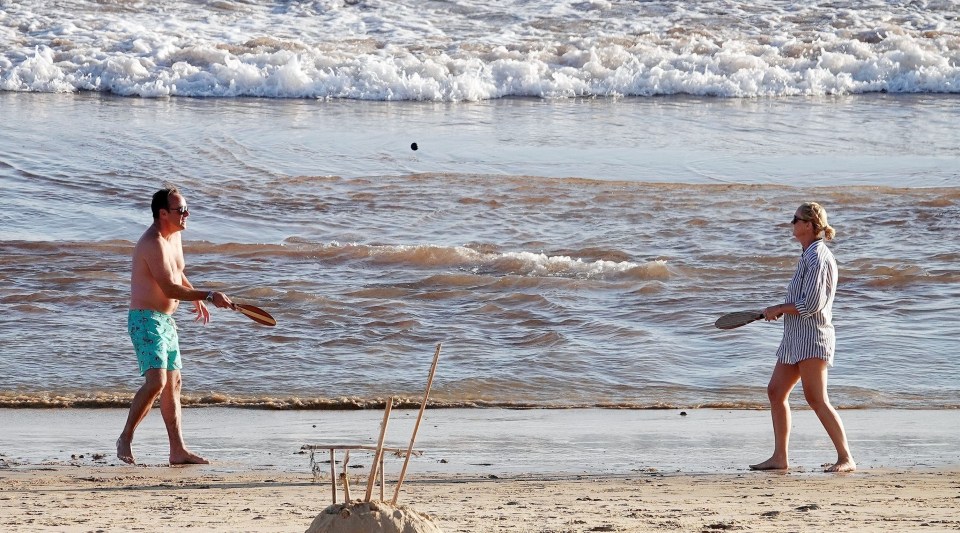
{"left": 1, "top": 1, "right": 958, "bottom": 411}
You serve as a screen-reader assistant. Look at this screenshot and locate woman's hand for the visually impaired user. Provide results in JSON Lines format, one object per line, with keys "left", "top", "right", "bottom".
{"left": 763, "top": 304, "right": 784, "bottom": 321}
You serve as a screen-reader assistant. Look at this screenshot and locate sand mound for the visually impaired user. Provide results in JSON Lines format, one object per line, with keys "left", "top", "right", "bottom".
{"left": 305, "top": 500, "right": 443, "bottom": 533}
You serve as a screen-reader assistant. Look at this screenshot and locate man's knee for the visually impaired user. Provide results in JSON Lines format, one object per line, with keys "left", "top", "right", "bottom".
{"left": 142, "top": 371, "right": 167, "bottom": 397}
{"left": 165, "top": 372, "right": 182, "bottom": 392}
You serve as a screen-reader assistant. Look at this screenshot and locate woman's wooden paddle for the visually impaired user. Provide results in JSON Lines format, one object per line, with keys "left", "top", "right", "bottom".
{"left": 714, "top": 310, "right": 763, "bottom": 330}
{"left": 234, "top": 303, "right": 277, "bottom": 326}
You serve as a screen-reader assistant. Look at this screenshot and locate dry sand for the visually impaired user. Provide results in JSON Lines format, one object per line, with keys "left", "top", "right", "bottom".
{"left": 2, "top": 465, "right": 958, "bottom": 532}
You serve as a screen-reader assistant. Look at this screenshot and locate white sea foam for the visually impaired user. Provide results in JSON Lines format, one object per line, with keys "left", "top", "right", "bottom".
{"left": 332, "top": 242, "right": 653, "bottom": 279}
{"left": 490, "top": 250, "right": 650, "bottom": 278}
{"left": 1, "top": 0, "right": 958, "bottom": 99}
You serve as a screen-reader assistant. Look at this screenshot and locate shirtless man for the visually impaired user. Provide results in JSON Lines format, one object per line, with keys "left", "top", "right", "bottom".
{"left": 117, "top": 187, "right": 233, "bottom": 465}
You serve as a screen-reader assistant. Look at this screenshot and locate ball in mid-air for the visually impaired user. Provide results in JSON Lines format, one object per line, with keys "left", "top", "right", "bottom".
{"left": 411, "top": 142, "right": 418, "bottom": 151}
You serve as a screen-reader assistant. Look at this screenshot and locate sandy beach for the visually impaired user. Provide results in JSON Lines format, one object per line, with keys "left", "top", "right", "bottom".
{"left": 2, "top": 408, "right": 960, "bottom": 531}
{"left": 2, "top": 465, "right": 959, "bottom": 532}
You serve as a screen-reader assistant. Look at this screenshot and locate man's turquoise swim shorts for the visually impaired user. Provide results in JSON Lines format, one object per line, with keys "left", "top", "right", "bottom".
{"left": 128, "top": 309, "right": 182, "bottom": 375}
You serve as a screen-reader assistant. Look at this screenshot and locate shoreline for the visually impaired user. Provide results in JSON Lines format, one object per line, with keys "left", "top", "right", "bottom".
{"left": 5, "top": 392, "right": 960, "bottom": 410}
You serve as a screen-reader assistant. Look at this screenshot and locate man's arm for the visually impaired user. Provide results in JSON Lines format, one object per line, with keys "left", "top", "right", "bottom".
{"left": 141, "top": 236, "right": 208, "bottom": 302}
{"left": 183, "top": 272, "right": 233, "bottom": 309}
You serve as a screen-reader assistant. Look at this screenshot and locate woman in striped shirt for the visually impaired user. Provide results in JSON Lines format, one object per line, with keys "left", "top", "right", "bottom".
{"left": 749, "top": 202, "right": 856, "bottom": 473}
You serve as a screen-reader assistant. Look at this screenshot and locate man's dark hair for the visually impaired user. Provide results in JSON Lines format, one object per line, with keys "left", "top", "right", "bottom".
{"left": 151, "top": 186, "right": 180, "bottom": 220}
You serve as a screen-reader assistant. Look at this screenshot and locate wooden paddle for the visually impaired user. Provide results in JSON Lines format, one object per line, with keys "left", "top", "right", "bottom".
{"left": 714, "top": 310, "right": 764, "bottom": 330}
{"left": 234, "top": 303, "right": 277, "bottom": 326}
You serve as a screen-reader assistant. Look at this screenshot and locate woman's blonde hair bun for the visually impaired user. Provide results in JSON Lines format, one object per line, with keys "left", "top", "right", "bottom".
{"left": 801, "top": 202, "right": 836, "bottom": 240}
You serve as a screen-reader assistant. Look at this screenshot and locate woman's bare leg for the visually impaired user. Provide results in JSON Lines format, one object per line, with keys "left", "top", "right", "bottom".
{"left": 798, "top": 359, "right": 855, "bottom": 472}
{"left": 750, "top": 362, "right": 801, "bottom": 470}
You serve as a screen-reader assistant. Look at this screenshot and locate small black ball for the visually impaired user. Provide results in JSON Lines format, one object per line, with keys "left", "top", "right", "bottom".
{"left": 411, "top": 142, "right": 418, "bottom": 151}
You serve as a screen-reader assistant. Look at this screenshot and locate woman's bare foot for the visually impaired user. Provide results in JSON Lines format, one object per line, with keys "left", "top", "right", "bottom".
{"left": 825, "top": 458, "right": 856, "bottom": 473}
{"left": 749, "top": 457, "right": 789, "bottom": 471}
{"left": 117, "top": 437, "right": 136, "bottom": 465}
{"left": 170, "top": 450, "right": 209, "bottom": 465}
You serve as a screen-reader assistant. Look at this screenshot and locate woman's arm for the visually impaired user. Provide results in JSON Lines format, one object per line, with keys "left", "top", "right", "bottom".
{"left": 795, "top": 253, "right": 834, "bottom": 317}
{"left": 763, "top": 302, "right": 797, "bottom": 321}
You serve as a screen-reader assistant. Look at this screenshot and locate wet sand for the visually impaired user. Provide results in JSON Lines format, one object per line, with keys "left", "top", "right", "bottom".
{"left": 2, "top": 408, "right": 959, "bottom": 474}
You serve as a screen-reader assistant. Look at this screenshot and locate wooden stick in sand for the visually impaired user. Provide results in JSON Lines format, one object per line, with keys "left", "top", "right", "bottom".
{"left": 365, "top": 397, "right": 394, "bottom": 502}
{"left": 329, "top": 449, "right": 337, "bottom": 504}
{"left": 341, "top": 450, "right": 351, "bottom": 502}
{"left": 391, "top": 343, "right": 442, "bottom": 505}
{"left": 379, "top": 455, "right": 386, "bottom": 501}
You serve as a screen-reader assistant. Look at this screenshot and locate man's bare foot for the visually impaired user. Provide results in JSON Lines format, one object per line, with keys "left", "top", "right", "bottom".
{"left": 825, "top": 458, "right": 856, "bottom": 473}
{"left": 170, "top": 450, "right": 209, "bottom": 465}
{"left": 749, "top": 458, "right": 789, "bottom": 471}
{"left": 117, "top": 437, "right": 136, "bottom": 464}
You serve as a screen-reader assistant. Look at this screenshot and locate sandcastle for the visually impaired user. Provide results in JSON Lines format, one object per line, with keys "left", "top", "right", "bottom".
{"left": 305, "top": 500, "right": 442, "bottom": 533}
{"left": 304, "top": 344, "right": 444, "bottom": 533}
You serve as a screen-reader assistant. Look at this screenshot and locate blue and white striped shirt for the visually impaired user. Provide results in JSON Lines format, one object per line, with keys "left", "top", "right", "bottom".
{"left": 776, "top": 239, "right": 837, "bottom": 366}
